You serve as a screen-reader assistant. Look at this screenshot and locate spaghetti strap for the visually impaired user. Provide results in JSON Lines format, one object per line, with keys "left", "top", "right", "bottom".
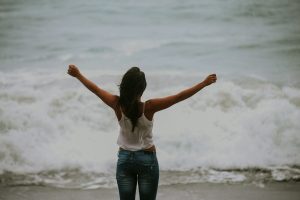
{"left": 142, "top": 102, "right": 145, "bottom": 114}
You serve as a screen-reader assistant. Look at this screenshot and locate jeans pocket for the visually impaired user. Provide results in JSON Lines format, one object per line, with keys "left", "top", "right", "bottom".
{"left": 117, "top": 151, "right": 130, "bottom": 165}
{"left": 139, "top": 153, "right": 156, "bottom": 166}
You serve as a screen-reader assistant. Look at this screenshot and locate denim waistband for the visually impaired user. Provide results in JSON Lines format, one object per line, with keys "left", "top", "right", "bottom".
{"left": 118, "top": 148, "right": 156, "bottom": 155}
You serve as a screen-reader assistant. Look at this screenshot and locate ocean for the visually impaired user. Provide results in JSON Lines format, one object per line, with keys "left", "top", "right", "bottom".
{"left": 0, "top": 0, "right": 300, "bottom": 189}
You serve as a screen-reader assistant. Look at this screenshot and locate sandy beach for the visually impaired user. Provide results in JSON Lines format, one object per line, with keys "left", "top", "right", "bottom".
{"left": 1, "top": 182, "right": 299, "bottom": 200}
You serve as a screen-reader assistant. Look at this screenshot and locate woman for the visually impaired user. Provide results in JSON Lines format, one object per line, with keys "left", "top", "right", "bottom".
{"left": 67, "top": 65, "right": 217, "bottom": 200}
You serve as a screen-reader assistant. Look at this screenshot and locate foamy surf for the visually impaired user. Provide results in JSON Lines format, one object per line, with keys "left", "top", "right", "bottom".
{"left": 1, "top": 70, "right": 300, "bottom": 188}
{"left": 0, "top": 167, "right": 299, "bottom": 189}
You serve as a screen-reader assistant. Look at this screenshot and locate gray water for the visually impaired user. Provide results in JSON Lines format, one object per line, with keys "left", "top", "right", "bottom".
{"left": 0, "top": 0, "right": 300, "bottom": 188}
{"left": 1, "top": 0, "right": 300, "bottom": 80}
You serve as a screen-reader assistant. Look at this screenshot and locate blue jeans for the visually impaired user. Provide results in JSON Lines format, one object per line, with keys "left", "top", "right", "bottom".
{"left": 116, "top": 149, "right": 159, "bottom": 200}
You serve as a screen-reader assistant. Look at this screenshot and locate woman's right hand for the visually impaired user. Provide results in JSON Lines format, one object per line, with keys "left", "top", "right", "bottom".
{"left": 67, "top": 64, "right": 81, "bottom": 78}
{"left": 204, "top": 74, "right": 217, "bottom": 86}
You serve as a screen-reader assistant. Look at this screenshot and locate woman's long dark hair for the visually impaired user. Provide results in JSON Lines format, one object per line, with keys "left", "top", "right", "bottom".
{"left": 119, "top": 67, "right": 147, "bottom": 132}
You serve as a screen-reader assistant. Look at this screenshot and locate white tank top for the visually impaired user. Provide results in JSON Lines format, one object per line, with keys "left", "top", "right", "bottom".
{"left": 117, "top": 103, "right": 154, "bottom": 151}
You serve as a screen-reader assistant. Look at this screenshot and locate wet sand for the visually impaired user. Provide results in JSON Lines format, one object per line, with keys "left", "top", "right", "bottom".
{"left": 0, "top": 182, "right": 299, "bottom": 200}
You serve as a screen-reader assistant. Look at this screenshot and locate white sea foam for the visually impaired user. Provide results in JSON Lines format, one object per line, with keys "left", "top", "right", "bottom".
{"left": 0, "top": 70, "right": 299, "bottom": 177}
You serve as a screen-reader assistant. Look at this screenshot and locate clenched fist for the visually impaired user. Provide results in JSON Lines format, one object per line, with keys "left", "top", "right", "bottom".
{"left": 67, "top": 64, "right": 81, "bottom": 77}
{"left": 204, "top": 74, "right": 217, "bottom": 86}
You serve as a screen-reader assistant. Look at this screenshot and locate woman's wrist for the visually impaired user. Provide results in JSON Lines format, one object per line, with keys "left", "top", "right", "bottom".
{"left": 76, "top": 72, "right": 83, "bottom": 79}
{"left": 202, "top": 80, "right": 208, "bottom": 87}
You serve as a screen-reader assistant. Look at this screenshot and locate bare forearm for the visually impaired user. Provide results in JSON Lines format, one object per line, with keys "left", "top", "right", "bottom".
{"left": 176, "top": 81, "right": 207, "bottom": 103}
{"left": 147, "top": 74, "right": 216, "bottom": 113}
{"left": 76, "top": 73, "right": 99, "bottom": 94}
{"left": 75, "top": 73, "right": 118, "bottom": 108}
{"left": 68, "top": 64, "right": 118, "bottom": 108}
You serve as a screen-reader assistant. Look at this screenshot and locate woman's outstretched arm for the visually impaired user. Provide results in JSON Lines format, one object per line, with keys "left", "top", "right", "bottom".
{"left": 146, "top": 74, "right": 217, "bottom": 116}
{"left": 67, "top": 64, "right": 119, "bottom": 109}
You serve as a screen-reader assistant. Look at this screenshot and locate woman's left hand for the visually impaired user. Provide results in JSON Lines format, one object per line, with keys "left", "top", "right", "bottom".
{"left": 67, "top": 64, "right": 81, "bottom": 77}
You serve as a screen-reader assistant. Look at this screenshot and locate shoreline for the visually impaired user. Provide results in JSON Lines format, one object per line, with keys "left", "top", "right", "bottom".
{"left": 1, "top": 182, "right": 299, "bottom": 200}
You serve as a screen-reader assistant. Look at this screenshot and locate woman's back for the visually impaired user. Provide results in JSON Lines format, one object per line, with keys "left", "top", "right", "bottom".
{"left": 118, "top": 102, "right": 154, "bottom": 151}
